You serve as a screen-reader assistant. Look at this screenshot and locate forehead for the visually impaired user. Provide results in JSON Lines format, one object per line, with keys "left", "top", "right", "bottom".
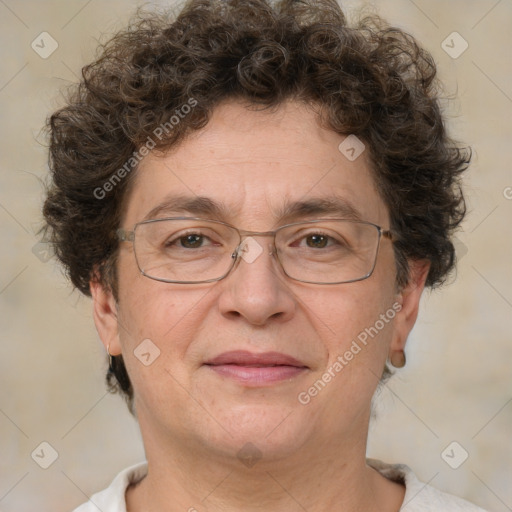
{"left": 123, "top": 100, "right": 388, "bottom": 229}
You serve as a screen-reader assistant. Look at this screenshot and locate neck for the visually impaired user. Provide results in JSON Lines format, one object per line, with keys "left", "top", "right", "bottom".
{"left": 126, "top": 417, "right": 404, "bottom": 512}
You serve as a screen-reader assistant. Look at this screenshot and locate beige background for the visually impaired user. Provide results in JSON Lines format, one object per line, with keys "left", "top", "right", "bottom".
{"left": 0, "top": 0, "right": 511, "bottom": 511}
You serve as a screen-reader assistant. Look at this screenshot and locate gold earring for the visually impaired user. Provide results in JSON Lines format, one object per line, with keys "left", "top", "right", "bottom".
{"left": 107, "top": 344, "right": 114, "bottom": 373}
{"left": 390, "top": 350, "right": 406, "bottom": 368}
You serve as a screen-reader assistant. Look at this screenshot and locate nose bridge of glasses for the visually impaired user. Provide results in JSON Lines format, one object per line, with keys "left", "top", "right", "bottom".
{"left": 234, "top": 229, "right": 277, "bottom": 260}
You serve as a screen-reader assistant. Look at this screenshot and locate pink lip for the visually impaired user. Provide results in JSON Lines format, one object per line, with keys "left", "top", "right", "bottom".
{"left": 204, "top": 350, "right": 308, "bottom": 385}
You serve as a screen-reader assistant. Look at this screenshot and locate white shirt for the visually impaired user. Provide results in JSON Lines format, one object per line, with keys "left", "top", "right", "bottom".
{"left": 72, "top": 459, "right": 487, "bottom": 511}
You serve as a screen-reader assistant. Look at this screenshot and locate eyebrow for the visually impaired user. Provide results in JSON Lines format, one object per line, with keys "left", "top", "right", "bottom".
{"left": 143, "top": 195, "right": 228, "bottom": 221}
{"left": 142, "top": 194, "right": 363, "bottom": 224}
{"left": 278, "top": 196, "right": 362, "bottom": 223}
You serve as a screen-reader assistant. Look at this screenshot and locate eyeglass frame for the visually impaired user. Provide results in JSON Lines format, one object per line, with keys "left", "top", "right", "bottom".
{"left": 117, "top": 216, "right": 394, "bottom": 285}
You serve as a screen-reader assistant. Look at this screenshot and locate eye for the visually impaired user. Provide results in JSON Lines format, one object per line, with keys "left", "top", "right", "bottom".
{"left": 179, "top": 234, "right": 205, "bottom": 249}
{"left": 292, "top": 232, "right": 341, "bottom": 250}
{"left": 304, "top": 234, "right": 330, "bottom": 249}
{"left": 164, "top": 231, "right": 215, "bottom": 250}
{"left": 286, "top": 228, "right": 351, "bottom": 253}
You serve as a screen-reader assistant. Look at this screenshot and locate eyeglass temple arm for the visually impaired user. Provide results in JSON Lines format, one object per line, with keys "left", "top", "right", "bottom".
{"left": 116, "top": 229, "right": 135, "bottom": 242}
{"left": 381, "top": 229, "right": 394, "bottom": 241}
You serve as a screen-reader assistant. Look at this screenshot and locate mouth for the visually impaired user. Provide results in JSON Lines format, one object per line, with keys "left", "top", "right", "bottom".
{"left": 204, "top": 350, "right": 309, "bottom": 386}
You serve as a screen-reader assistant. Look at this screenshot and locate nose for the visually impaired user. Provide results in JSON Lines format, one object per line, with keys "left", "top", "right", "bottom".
{"left": 217, "top": 236, "right": 296, "bottom": 326}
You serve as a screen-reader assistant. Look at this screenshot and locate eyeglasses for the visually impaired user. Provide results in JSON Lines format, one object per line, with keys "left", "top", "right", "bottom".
{"left": 117, "top": 217, "right": 393, "bottom": 285}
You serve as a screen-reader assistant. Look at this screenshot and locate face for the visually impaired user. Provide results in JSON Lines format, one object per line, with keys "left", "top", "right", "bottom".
{"left": 93, "top": 99, "right": 426, "bottom": 464}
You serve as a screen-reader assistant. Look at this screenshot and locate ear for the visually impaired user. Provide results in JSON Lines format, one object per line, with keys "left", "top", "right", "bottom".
{"left": 389, "top": 260, "right": 430, "bottom": 361}
{"left": 90, "top": 278, "right": 122, "bottom": 356}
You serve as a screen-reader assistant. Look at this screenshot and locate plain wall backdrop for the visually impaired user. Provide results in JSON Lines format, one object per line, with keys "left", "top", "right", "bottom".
{"left": 0, "top": 0, "right": 511, "bottom": 511}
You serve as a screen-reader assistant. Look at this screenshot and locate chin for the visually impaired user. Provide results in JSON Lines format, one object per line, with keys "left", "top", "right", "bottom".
{"left": 190, "top": 400, "right": 317, "bottom": 464}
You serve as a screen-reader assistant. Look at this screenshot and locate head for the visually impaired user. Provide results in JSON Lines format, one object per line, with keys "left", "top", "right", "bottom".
{"left": 43, "top": 0, "right": 469, "bottom": 458}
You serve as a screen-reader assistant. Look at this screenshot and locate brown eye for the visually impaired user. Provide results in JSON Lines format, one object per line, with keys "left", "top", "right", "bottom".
{"left": 180, "top": 234, "right": 204, "bottom": 248}
{"left": 306, "top": 234, "right": 329, "bottom": 249}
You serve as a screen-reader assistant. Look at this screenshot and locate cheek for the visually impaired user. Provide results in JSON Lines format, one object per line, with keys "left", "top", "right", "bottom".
{"left": 115, "top": 254, "right": 209, "bottom": 380}
{"left": 115, "top": 280, "right": 212, "bottom": 427}
{"left": 310, "top": 294, "right": 393, "bottom": 403}
{"left": 118, "top": 249, "right": 186, "bottom": 339}
{"left": 118, "top": 283, "right": 204, "bottom": 352}
{"left": 299, "top": 270, "right": 398, "bottom": 405}
{"left": 307, "top": 281, "right": 396, "bottom": 346}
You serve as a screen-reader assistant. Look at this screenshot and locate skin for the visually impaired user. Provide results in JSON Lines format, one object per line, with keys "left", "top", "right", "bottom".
{"left": 91, "top": 99, "right": 429, "bottom": 512}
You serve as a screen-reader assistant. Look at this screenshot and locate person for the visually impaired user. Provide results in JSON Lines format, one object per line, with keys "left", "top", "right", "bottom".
{"left": 42, "top": 0, "right": 485, "bottom": 510}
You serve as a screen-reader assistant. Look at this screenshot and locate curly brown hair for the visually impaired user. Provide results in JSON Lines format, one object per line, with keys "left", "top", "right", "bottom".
{"left": 43, "top": 0, "right": 470, "bottom": 408}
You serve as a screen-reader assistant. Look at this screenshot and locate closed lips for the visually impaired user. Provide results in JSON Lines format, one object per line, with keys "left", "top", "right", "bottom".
{"left": 204, "top": 350, "right": 308, "bottom": 368}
